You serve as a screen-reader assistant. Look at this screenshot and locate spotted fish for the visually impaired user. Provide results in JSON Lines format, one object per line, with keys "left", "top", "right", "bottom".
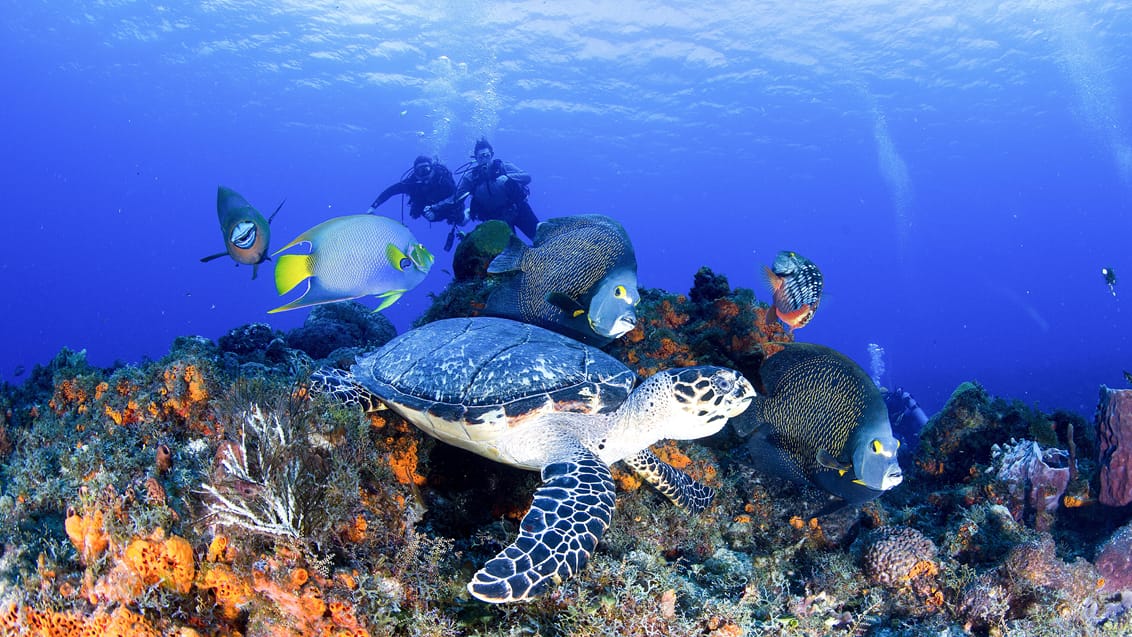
{"left": 485, "top": 214, "right": 639, "bottom": 346}
{"left": 200, "top": 186, "right": 284, "bottom": 279}
{"left": 763, "top": 251, "right": 823, "bottom": 330}
{"left": 734, "top": 342, "right": 902, "bottom": 513}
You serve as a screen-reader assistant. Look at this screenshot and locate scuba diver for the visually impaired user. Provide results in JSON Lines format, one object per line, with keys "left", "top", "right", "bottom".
{"left": 884, "top": 386, "right": 930, "bottom": 457}
{"left": 366, "top": 155, "right": 456, "bottom": 222}
{"left": 426, "top": 138, "right": 539, "bottom": 243}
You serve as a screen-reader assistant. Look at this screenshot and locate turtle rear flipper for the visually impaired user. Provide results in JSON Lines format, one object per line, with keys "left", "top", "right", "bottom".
{"left": 468, "top": 448, "right": 614, "bottom": 603}
{"left": 310, "top": 367, "right": 385, "bottom": 413}
{"left": 624, "top": 449, "right": 715, "bottom": 514}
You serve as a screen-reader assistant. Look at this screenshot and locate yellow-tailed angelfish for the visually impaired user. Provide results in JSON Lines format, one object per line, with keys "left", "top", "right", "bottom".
{"left": 201, "top": 186, "right": 284, "bottom": 279}
{"left": 485, "top": 214, "right": 639, "bottom": 346}
{"left": 269, "top": 214, "right": 433, "bottom": 314}
{"left": 734, "top": 342, "right": 902, "bottom": 514}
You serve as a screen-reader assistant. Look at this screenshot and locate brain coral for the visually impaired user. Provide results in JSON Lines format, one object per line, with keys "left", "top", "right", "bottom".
{"left": 862, "top": 525, "right": 940, "bottom": 598}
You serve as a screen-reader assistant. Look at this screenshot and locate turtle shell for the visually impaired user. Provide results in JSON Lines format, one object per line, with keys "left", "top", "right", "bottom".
{"left": 353, "top": 316, "right": 636, "bottom": 448}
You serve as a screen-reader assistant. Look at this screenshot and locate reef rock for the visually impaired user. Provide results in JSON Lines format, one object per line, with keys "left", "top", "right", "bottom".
{"left": 452, "top": 219, "right": 512, "bottom": 282}
{"left": 989, "top": 439, "right": 1070, "bottom": 532}
{"left": 1098, "top": 386, "right": 1132, "bottom": 507}
{"left": 283, "top": 301, "right": 396, "bottom": 360}
{"left": 1095, "top": 519, "right": 1132, "bottom": 593}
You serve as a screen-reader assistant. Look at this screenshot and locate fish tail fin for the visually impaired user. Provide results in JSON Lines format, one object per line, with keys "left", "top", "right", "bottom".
{"left": 274, "top": 254, "right": 314, "bottom": 295}
{"left": 486, "top": 235, "right": 529, "bottom": 274}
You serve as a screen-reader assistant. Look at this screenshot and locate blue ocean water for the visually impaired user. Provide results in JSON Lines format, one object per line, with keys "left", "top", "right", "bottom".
{"left": 1, "top": 1, "right": 1129, "bottom": 419}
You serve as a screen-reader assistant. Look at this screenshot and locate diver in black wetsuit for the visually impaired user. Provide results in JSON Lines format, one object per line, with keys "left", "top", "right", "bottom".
{"left": 366, "top": 155, "right": 456, "bottom": 221}
{"left": 426, "top": 138, "right": 538, "bottom": 240}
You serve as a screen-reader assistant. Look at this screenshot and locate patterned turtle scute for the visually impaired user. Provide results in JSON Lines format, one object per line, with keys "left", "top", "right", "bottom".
{"left": 354, "top": 317, "right": 635, "bottom": 426}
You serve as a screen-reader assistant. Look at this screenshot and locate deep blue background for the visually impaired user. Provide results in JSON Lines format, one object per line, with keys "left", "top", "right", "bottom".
{"left": 2, "top": 2, "right": 1129, "bottom": 418}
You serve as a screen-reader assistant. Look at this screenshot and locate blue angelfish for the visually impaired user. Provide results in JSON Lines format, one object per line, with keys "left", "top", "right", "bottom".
{"left": 201, "top": 186, "right": 284, "bottom": 279}
{"left": 269, "top": 214, "right": 433, "bottom": 314}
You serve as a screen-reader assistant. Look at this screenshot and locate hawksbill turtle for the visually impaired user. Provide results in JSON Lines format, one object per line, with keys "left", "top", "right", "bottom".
{"left": 312, "top": 316, "right": 755, "bottom": 603}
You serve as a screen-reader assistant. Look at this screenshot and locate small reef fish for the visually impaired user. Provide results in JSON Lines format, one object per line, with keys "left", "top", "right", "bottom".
{"left": 485, "top": 214, "right": 639, "bottom": 346}
{"left": 734, "top": 342, "right": 903, "bottom": 514}
{"left": 200, "top": 186, "right": 285, "bottom": 279}
{"left": 269, "top": 214, "right": 433, "bottom": 314}
{"left": 763, "top": 250, "right": 823, "bottom": 330}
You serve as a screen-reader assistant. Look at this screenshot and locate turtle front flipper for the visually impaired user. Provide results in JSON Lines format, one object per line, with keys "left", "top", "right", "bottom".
{"left": 310, "top": 367, "right": 385, "bottom": 413}
{"left": 468, "top": 448, "right": 615, "bottom": 603}
{"left": 624, "top": 449, "right": 715, "bottom": 514}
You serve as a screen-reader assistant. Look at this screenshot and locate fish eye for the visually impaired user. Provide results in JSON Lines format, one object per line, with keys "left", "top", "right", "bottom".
{"left": 614, "top": 285, "right": 626, "bottom": 298}
{"left": 872, "top": 440, "right": 883, "bottom": 454}
{"left": 399, "top": 257, "right": 413, "bottom": 270}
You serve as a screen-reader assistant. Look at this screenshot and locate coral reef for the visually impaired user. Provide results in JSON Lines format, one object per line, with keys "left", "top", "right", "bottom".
{"left": 1095, "top": 520, "right": 1132, "bottom": 593}
{"left": 1, "top": 263, "right": 1131, "bottom": 636}
{"left": 988, "top": 439, "right": 1071, "bottom": 532}
{"left": 1097, "top": 386, "right": 1132, "bottom": 506}
{"left": 283, "top": 300, "right": 398, "bottom": 361}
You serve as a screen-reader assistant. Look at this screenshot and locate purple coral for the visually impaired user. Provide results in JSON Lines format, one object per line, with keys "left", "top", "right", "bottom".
{"left": 861, "top": 525, "right": 940, "bottom": 603}
{"left": 1098, "top": 387, "right": 1132, "bottom": 507}
{"left": 991, "top": 439, "right": 1070, "bottom": 531}
{"left": 1095, "top": 520, "right": 1132, "bottom": 593}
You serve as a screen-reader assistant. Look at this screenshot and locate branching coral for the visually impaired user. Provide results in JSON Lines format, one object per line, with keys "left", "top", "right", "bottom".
{"left": 199, "top": 406, "right": 307, "bottom": 542}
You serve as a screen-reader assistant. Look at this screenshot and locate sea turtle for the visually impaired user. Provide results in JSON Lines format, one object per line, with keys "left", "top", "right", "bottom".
{"left": 312, "top": 316, "right": 756, "bottom": 603}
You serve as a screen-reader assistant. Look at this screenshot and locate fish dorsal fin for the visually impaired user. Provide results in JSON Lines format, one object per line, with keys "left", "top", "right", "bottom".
{"left": 486, "top": 235, "right": 529, "bottom": 274}
{"left": 546, "top": 292, "right": 586, "bottom": 318}
{"left": 267, "top": 198, "right": 286, "bottom": 224}
{"left": 816, "top": 449, "right": 852, "bottom": 473}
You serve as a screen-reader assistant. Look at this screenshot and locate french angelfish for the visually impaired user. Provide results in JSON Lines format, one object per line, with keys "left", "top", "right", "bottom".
{"left": 763, "top": 250, "right": 823, "bottom": 330}
{"left": 733, "top": 342, "right": 903, "bottom": 514}
{"left": 200, "top": 186, "right": 285, "bottom": 279}
{"left": 485, "top": 214, "right": 639, "bottom": 346}
{"left": 269, "top": 214, "right": 434, "bottom": 314}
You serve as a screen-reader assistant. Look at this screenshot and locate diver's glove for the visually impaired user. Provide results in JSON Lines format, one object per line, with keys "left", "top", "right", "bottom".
{"left": 422, "top": 205, "right": 438, "bottom": 222}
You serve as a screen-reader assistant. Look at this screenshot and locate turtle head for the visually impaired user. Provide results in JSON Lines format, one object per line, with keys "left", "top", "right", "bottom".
{"left": 654, "top": 366, "right": 755, "bottom": 440}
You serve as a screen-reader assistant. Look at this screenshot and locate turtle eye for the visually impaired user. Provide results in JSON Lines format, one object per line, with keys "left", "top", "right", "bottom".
{"left": 714, "top": 373, "right": 733, "bottom": 393}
